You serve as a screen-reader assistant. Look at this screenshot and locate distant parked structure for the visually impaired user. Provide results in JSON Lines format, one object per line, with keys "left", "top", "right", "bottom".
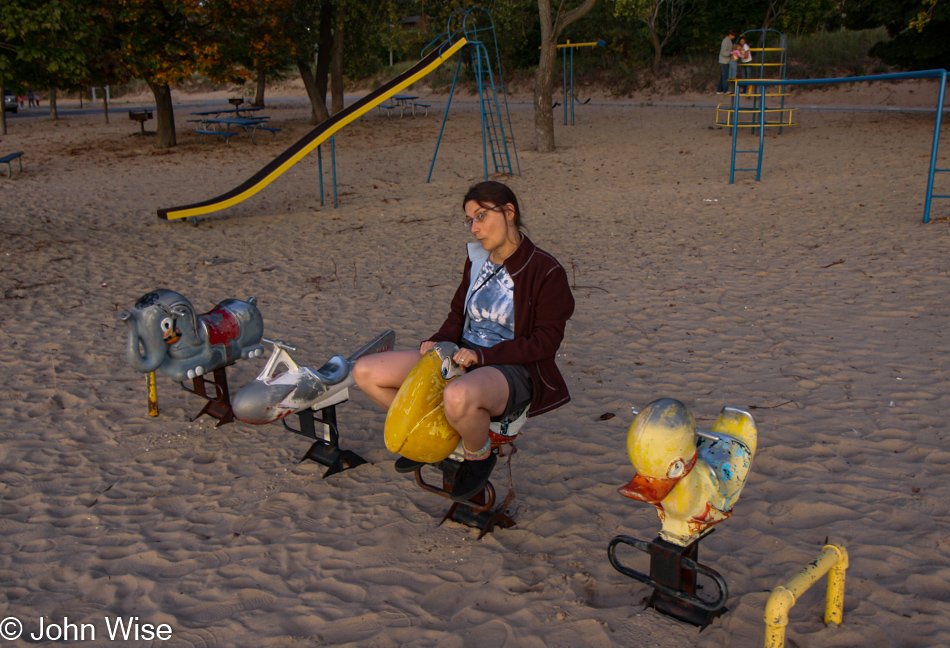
{"left": 400, "top": 14, "right": 427, "bottom": 30}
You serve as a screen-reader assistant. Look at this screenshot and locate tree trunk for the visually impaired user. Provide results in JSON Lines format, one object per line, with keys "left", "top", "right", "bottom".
{"left": 49, "top": 87, "right": 58, "bottom": 120}
{"left": 312, "top": 0, "right": 333, "bottom": 119}
{"left": 650, "top": 31, "right": 663, "bottom": 73}
{"left": 298, "top": 60, "right": 330, "bottom": 125}
{"left": 534, "top": 0, "right": 599, "bottom": 152}
{"left": 534, "top": 37, "right": 557, "bottom": 153}
{"left": 535, "top": 0, "right": 557, "bottom": 153}
{"left": 145, "top": 78, "right": 177, "bottom": 148}
{"left": 330, "top": 5, "right": 345, "bottom": 115}
{"left": 253, "top": 64, "right": 266, "bottom": 107}
{"left": 102, "top": 87, "right": 109, "bottom": 124}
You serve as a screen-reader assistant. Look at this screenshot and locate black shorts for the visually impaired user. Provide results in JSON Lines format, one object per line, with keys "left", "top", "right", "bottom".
{"left": 459, "top": 340, "right": 533, "bottom": 421}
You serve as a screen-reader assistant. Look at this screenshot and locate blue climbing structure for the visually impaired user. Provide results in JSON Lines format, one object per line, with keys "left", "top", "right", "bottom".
{"left": 727, "top": 68, "right": 948, "bottom": 224}
{"left": 425, "top": 7, "right": 520, "bottom": 183}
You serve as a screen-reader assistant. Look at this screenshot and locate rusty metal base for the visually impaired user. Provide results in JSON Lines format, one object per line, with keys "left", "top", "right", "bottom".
{"left": 608, "top": 532, "right": 728, "bottom": 629}
{"left": 181, "top": 367, "right": 234, "bottom": 427}
{"left": 414, "top": 459, "right": 515, "bottom": 539}
{"left": 282, "top": 405, "right": 368, "bottom": 478}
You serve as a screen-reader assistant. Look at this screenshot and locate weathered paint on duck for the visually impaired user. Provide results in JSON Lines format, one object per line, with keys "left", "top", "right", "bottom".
{"left": 620, "top": 398, "right": 757, "bottom": 546}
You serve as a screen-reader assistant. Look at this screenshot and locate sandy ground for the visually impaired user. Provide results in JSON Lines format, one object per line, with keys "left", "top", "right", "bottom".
{"left": 2, "top": 80, "right": 950, "bottom": 648}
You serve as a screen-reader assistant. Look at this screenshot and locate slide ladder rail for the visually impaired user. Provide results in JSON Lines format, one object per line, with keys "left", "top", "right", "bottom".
{"left": 426, "top": 6, "right": 519, "bottom": 183}
{"left": 471, "top": 40, "right": 513, "bottom": 177}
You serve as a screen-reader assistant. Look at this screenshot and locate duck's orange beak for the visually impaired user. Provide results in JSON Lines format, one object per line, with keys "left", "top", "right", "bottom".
{"left": 619, "top": 471, "right": 680, "bottom": 503}
{"left": 618, "top": 453, "right": 697, "bottom": 503}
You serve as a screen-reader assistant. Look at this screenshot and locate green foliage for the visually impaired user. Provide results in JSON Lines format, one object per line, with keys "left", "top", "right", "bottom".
{"left": 341, "top": 0, "right": 400, "bottom": 78}
{"left": 847, "top": 0, "right": 950, "bottom": 69}
{"left": 0, "top": 0, "right": 926, "bottom": 111}
{"left": 786, "top": 27, "right": 889, "bottom": 77}
{"left": 0, "top": 0, "right": 95, "bottom": 88}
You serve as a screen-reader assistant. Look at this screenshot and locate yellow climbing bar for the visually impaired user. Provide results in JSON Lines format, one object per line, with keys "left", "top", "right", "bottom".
{"left": 715, "top": 105, "right": 796, "bottom": 127}
{"left": 556, "top": 40, "right": 603, "bottom": 48}
{"left": 764, "top": 544, "right": 848, "bottom": 648}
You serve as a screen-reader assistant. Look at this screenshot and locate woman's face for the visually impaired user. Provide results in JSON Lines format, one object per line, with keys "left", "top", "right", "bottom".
{"left": 464, "top": 199, "right": 513, "bottom": 252}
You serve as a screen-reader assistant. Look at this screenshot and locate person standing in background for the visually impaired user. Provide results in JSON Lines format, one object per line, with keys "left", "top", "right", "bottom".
{"left": 717, "top": 29, "right": 736, "bottom": 94}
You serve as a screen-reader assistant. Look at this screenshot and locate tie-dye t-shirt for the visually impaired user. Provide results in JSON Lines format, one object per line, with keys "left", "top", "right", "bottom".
{"left": 461, "top": 260, "right": 515, "bottom": 348}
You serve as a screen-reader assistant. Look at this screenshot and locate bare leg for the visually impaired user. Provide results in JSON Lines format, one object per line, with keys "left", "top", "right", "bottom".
{"left": 353, "top": 350, "right": 420, "bottom": 410}
{"left": 442, "top": 367, "right": 509, "bottom": 453}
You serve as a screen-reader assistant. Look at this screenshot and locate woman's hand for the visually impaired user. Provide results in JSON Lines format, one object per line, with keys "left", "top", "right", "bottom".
{"left": 452, "top": 348, "right": 479, "bottom": 369}
{"left": 420, "top": 341, "right": 436, "bottom": 355}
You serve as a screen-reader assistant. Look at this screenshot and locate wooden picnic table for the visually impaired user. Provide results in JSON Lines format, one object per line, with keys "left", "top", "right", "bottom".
{"left": 393, "top": 94, "right": 417, "bottom": 117}
{"left": 381, "top": 94, "right": 430, "bottom": 118}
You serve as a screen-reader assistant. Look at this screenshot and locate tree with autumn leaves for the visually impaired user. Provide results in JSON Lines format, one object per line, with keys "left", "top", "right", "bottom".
{"left": 106, "top": 0, "right": 252, "bottom": 148}
{"left": 107, "top": 0, "right": 367, "bottom": 143}
{"left": 1, "top": 0, "right": 349, "bottom": 145}
{"left": 0, "top": 0, "right": 94, "bottom": 134}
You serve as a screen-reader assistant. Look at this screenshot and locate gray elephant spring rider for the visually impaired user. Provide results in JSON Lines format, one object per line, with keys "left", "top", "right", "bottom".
{"left": 231, "top": 330, "right": 396, "bottom": 477}
{"left": 118, "top": 289, "right": 265, "bottom": 426}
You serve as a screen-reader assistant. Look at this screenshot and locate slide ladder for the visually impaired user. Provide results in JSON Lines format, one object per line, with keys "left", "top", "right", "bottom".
{"left": 472, "top": 40, "right": 514, "bottom": 176}
{"left": 427, "top": 7, "right": 520, "bottom": 182}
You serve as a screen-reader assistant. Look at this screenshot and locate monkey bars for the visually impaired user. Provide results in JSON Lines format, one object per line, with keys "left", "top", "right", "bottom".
{"left": 730, "top": 69, "right": 949, "bottom": 224}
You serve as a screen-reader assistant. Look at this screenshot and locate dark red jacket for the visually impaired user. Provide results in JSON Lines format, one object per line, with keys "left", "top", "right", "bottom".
{"left": 428, "top": 236, "right": 575, "bottom": 417}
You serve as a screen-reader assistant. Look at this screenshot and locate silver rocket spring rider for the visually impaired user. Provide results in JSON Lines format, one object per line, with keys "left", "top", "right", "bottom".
{"left": 231, "top": 330, "right": 396, "bottom": 476}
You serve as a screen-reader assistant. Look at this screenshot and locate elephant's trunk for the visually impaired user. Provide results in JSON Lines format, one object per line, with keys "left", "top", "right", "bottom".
{"left": 118, "top": 310, "right": 164, "bottom": 373}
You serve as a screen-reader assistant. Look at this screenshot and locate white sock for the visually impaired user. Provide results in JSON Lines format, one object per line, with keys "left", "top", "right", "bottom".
{"left": 463, "top": 438, "right": 492, "bottom": 461}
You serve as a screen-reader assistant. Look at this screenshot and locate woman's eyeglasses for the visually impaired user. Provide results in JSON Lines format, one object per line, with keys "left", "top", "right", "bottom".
{"left": 463, "top": 205, "right": 504, "bottom": 229}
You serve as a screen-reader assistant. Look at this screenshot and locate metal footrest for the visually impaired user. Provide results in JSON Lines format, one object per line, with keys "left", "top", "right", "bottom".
{"left": 608, "top": 532, "right": 728, "bottom": 629}
{"left": 180, "top": 367, "right": 234, "bottom": 427}
{"left": 282, "top": 405, "right": 368, "bottom": 478}
{"left": 414, "top": 459, "right": 516, "bottom": 539}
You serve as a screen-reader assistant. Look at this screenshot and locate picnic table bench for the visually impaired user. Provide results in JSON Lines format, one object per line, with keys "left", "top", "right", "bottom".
{"left": 128, "top": 108, "right": 154, "bottom": 134}
{"left": 194, "top": 129, "right": 238, "bottom": 144}
{"left": 192, "top": 116, "right": 280, "bottom": 144}
{"left": 248, "top": 124, "right": 282, "bottom": 142}
{"left": 1, "top": 150, "right": 25, "bottom": 178}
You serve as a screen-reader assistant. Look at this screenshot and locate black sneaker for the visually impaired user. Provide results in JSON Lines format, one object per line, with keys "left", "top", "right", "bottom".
{"left": 449, "top": 452, "right": 497, "bottom": 502}
{"left": 394, "top": 456, "right": 426, "bottom": 473}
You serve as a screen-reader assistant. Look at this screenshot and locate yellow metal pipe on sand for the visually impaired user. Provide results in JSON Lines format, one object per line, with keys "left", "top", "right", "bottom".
{"left": 764, "top": 544, "right": 848, "bottom": 648}
{"left": 147, "top": 371, "right": 159, "bottom": 417}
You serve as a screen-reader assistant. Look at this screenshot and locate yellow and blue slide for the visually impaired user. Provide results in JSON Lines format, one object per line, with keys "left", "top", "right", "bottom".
{"left": 157, "top": 37, "right": 467, "bottom": 221}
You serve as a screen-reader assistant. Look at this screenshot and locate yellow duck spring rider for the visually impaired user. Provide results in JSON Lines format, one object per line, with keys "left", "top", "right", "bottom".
{"left": 383, "top": 342, "right": 466, "bottom": 464}
{"left": 619, "top": 398, "right": 757, "bottom": 547}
